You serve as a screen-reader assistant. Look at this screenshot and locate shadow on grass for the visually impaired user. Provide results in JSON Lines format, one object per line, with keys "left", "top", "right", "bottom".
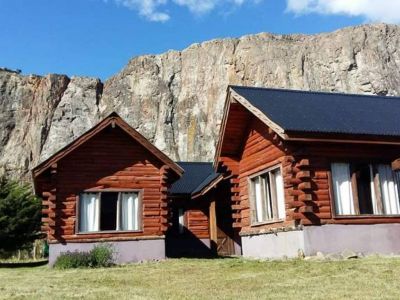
{"left": 0, "top": 260, "right": 48, "bottom": 268}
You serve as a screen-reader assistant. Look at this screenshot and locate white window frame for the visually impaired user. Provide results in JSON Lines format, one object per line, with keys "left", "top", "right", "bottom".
{"left": 77, "top": 189, "right": 143, "bottom": 234}
{"left": 248, "top": 165, "right": 286, "bottom": 226}
{"left": 330, "top": 162, "right": 400, "bottom": 217}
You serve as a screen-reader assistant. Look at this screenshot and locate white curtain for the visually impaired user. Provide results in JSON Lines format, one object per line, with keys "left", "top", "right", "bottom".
{"left": 80, "top": 193, "right": 99, "bottom": 232}
{"left": 369, "top": 165, "right": 380, "bottom": 215}
{"left": 274, "top": 169, "right": 286, "bottom": 220}
{"left": 331, "top": 163, "right": 355, "bottom": 215}
{"left": 121, "top": 192, "right": 139, "bottom": 230}
{"left": 178, "top": 208, "right": 184, "bottom": 234}
{"left": 262, "top": 176, "right": 273, "bottom": 220}
{"left": 254, "top": 177, "right": 265, "bottom": 222}
{"left": 378, "top": 165, "right": 400, "bottom": 215}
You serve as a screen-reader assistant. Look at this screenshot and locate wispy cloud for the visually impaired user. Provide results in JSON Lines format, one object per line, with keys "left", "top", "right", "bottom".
{"left": 114, "top": 0, "right": 170, "bottom": 22}
{"left": 286, "top": 0, "right": 400, "bottom": 24}
{"left": 111, "top": 0, "right": 262, "bottom": 22}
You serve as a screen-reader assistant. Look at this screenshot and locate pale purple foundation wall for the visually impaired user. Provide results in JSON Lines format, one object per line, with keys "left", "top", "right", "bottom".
{"left": 49, "top": 238, "right": 165, "bottom": 266}
{"left": 241, "top": 224, "right": 400, "bottom": 259}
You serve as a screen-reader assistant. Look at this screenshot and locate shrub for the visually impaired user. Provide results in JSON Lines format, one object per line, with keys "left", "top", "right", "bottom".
{"left": 90, "top": 244, "right": 114, "bottom": 267}
{"left": 0, "top": 177, "right": 42, "bottom": 253}
{"left": 54, "top": 251, "right": 91, "bottom": 269}
{"left": 54, "top": 244, "right": 114, "bottom": 269}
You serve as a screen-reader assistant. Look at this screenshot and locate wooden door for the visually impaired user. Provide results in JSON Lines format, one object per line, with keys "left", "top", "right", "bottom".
{"left": 209, "top": 191, "right": 236, "bottom": 256}
{"left": 216, "top": 227, "right": 235, "bottom": 256}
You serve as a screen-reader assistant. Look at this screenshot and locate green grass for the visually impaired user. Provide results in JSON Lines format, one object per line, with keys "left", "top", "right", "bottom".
{"left": 1, "top": 257, "right": 400, "bottom": 299}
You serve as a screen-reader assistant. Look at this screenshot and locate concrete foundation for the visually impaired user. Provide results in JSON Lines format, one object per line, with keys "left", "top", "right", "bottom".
{"left": 241, "top": 224, "right": 400, "bottom": 259}
{"left": 241, "top": 230, "right": 304, "bottom": 259}
{"left": 49, "top": 237, "right": 165, "bottom": 265}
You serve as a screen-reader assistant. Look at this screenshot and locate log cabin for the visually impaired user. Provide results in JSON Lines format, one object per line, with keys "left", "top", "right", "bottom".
{"left": 215, "top": 86, "right": 400, "bottom": 258}
{"left": 32, "top": 112, "right": 238, "bottom": 265}
{"left": 32, "top": 113, "right": 184, "bottom": 265}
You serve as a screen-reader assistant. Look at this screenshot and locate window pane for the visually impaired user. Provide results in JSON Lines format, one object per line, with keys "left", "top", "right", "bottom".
{"left": 272, "top": 168, "right": 286, "bottom": 220}
{"left": 120, "top": 192, "right": 139, "bottom": 231}
{"left": 331, "top": 163, "right": 355, "bottom": 215}
{"left": 261, "top": 174, "right": 273, "bottom": 220}
{"left": 353, "top": 163, "right": 374, "bottom": 214}
{"left": 254, "top": 177, "right": 265, "bottom": 222}
{"left": 378, "top": 164, "right": 400, "bottom": 215}
{"left": 369, "top": 165, "right": 380, "bottom": 215}
{"left": 79, "top": 193, "right": 100, "bottom": 232}
{"left": 100, "top": 192, "right": 118, "bottom": 231}
{"left": 178, "top": 208, "right": 184, "bottom": 234}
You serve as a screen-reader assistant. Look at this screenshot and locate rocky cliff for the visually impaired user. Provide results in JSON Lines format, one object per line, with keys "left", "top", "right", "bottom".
{"left": 1, "top": 23, "right": 400, "bottom": 179}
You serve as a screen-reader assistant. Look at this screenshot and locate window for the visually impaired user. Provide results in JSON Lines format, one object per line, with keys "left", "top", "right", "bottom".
{"left": 79, "top": 191, "right": 141, "bottom": 233}
{"left": 178, "top": 208, "right": 185, "bottom": 234}
{"left": 331, "top": 162, "right": 400, "bottom": 216}
{"left": 249, "top": 166, "right": 285, "bottom": 224}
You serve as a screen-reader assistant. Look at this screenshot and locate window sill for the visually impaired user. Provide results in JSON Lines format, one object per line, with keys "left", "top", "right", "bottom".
{"left": 333, "top": 214, "right": 400, "bottom": 219}
{"left": 77, "top": 230, "right": 144, "bottom": 235}
{"left": 250, "top": 219, "right": 285, "bottom": 227}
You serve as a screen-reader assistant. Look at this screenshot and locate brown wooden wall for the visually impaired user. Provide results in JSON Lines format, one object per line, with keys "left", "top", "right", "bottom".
{"left": 169, "top": 197, "right": 210, "bottom": 239}
{"left": 37, "top": 125, "right": 176, "bottom": 243}
{"left": 288, "top": 141, "right": 400, "bottom": 226}
{"left": 237, "top": 117, "right": 293, "bottom": 233}
{"left": 218, "top": 103, "right": 400, "bottom": 235}
{"left": 186, "top": 203, "right": 210, "bottom": 239}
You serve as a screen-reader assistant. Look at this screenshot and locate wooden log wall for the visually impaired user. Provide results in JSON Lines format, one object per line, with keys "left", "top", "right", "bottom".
{"left": 168, "top": 197, "right": 211, "bottom": 239}
{"left": 218, "top": 109, "right": 400, "bottom": 235}
{"left": 217, "top": 103, "right": 247, "bottom": 230}
{"left": 36, "top": 125, "right": 176, "bottom": 243}
{"left": 236, "top": 118, "right": 295, "bottom": 234}
{"left": 289, "top": 142, "right": 400, "bottom": 225}
{"left": 186, "top": 201, "right": 210, "bottom": 239}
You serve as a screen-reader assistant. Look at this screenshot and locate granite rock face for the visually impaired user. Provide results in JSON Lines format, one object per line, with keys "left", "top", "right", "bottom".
{"left": 1, "top": 24, "right": 400, "bottom": 179}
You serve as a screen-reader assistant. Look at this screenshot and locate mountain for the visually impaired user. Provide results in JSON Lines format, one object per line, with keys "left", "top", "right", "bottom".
{"left": 1, "top": 23, "right": 400, "bottom": 179}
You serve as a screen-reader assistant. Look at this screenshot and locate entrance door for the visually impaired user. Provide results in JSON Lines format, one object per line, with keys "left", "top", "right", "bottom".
{"left": 209, "top": 186, "right": 236, "bottom": 256}
{"left": 215, "top": 196, "right": 235, "bottom": 256}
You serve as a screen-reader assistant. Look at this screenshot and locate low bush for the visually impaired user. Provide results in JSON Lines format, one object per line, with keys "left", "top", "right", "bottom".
{"left": 54, "top": 251, "right": 91, "bottom": 269}
{"left": 54, "top": 244, "right": 114, "bottom": 269}
{"left": 90, "top": 244, "right": 114, "bottom": 267}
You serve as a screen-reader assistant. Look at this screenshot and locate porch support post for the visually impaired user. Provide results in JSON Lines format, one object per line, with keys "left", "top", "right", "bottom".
{"left": 209, "top": 191, "right": 218, "bottom": 255}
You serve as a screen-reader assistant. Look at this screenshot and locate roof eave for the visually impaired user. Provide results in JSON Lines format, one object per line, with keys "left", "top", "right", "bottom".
{"left": 32, "top": 112, "right": 184, "bottom": 178}
{"left": 191, "top": 174, "right": 224, "bottom": 199}
{"left": 229, "top": 87, "right": 287, "bottom": 139}
{"left": 213, "top": 87, "right": 233, "bottom": 169}
{"left": 286, "top": 131, "right": 400, "bottom": 145}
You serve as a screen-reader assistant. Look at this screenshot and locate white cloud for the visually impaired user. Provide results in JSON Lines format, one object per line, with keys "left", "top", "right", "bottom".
{"left": 112, "top": 0, "right": 262, "bottom": 22}
{"left": 286, "top": 0, "right": 400, "bottom": 24}
{"left": 172, "top": 0, "right": 217, "bottom": 14}
{"left": 115, "top": 0, "right": 170, "bottom": 22}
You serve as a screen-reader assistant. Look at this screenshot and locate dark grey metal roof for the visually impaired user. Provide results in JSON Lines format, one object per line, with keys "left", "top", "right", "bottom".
{"left": 231, "top": 85, "right": 400, "bottom": 137}
{"left": 170, "top": 162, "right": 221, "bottom": 195}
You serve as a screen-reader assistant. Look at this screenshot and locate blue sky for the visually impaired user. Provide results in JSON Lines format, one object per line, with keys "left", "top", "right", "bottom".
{"left": 0, "top": 0, "right": 398, "bottom": 80}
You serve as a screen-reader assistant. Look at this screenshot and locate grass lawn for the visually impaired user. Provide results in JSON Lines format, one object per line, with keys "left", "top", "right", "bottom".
{"left": 1, "top": 257, "right": 400, "bottom": 299}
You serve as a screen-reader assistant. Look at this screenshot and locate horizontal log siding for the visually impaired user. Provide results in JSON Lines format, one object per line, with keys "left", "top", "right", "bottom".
{"left": 38, "top": 126, "right": 172, "bottom": 243}
{"left": 219, "top": 109, "right": 400, "bottom": 232}
{"left": 217, "top": 104, "right": 247, "bottom": 229}
{"left": 186, "top": 201, "right": 210, "bottom": 239}
{"left": 291, "top": 142, "right": 400, "bottom": 226}
{"left": 237, "top": 117, "right": 294, "bottom": 234}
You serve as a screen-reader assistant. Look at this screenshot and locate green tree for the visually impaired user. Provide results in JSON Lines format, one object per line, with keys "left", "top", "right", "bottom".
{"left": 0, "top": 177, "right": 42, "bottom": 253}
